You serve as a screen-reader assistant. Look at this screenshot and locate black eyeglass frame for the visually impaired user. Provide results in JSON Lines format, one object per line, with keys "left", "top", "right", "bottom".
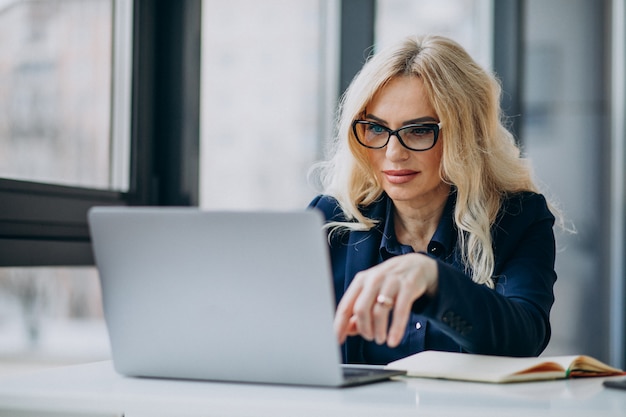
{"left": 351, "top": 120, "right": 442, "bottom": 151}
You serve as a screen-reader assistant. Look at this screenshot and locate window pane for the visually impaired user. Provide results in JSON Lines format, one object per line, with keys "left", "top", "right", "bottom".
{"left": 521, "top": 0, "right": 608, "bottom": 360}
{"left": 0, "top": 267, "right": 109, "bottom": 376}
{"left": 375, "top": 0, "right": 493, "bottom": 70}
{"left": 0, "top": 0, "right": 131, "bottom": 191}
{"left": 200, "top": 0, "right": 337, "bottom": 210}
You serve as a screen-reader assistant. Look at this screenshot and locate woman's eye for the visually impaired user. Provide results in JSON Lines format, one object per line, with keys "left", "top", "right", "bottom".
{"left": 367, "top": 124, "right": 386, "bottom": 135}
{"left": 409, "top": 127, "right": 428, "bottom": 136}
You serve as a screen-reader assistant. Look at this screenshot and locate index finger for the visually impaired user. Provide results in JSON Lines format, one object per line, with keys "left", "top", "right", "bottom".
{"left": 333, "top": 277, "right": 364, "bottom": 344}
{"left": 386, "top": 290, "right": 413, "bottom": 348}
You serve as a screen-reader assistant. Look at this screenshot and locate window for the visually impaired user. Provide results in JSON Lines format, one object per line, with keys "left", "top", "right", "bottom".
{"left": 0, "top": 0, "right": 131, "bottom": 191}
{"left": 520, "top": 0, "right": 613, "bottom": 362}
{"left": 375, "top": 0, "right": 493, "bottom": 69}
{"left": 200, "top": 0, "right": 338, "bottom": 210}
{"left": 0, "top": 267, "right": 108, "bottom": 376}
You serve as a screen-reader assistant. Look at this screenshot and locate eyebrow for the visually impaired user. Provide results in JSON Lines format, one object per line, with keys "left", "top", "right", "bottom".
{"left": 363, "top": 114, "right": 438, "bottom": 125}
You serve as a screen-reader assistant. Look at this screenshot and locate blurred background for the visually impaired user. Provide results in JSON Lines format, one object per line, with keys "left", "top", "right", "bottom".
{"left": 0, "top": 0, "right": 624, "bottom": 375}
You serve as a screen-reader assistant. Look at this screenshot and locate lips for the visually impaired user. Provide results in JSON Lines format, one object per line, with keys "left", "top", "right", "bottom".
{"left": 382, "top": 169, "right": 419, "bottom": 184}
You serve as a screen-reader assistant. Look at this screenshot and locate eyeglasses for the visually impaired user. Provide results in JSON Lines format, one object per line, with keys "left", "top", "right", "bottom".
{"left": 352, "top": 120, "right": 442, "bottom": 151}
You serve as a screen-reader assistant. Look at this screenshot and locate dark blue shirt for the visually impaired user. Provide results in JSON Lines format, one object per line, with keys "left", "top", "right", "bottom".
{"left": 309, "top": 191, "right": 557, "bottom": 365}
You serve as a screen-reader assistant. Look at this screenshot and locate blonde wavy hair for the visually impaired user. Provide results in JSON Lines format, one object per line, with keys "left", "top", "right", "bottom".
{"left": 314, "top": 35, "right": 548, "bottom": 288}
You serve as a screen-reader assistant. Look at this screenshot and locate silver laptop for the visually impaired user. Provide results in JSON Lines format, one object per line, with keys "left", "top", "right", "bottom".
{"left": 88, "top": 206, "right": 404, "bottom": 387}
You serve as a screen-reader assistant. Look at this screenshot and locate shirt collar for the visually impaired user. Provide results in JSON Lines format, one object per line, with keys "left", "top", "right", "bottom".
{"left": 379, "top": 190, "right": 457, "bottom": 260}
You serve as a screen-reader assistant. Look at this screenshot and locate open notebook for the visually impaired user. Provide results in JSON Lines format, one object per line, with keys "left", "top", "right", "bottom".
{"left": 88, "top": 207, "right": 404, "bottom": 387}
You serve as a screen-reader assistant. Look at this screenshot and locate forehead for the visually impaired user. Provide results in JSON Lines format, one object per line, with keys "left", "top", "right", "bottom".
{"left": 366, "top": 76, "right": 436, "bottom": 123}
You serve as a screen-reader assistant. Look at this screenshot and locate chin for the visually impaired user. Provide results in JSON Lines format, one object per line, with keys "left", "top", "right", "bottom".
{"left": 384, "top": 190, "right": 420, "bottom": 203}
{"left": 384, "top": 185, "right": 448, "bottom": 204}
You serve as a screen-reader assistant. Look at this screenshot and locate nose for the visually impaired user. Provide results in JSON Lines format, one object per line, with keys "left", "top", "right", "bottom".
{"left": 385, "top": 133, "right": 409, "bottom": 161}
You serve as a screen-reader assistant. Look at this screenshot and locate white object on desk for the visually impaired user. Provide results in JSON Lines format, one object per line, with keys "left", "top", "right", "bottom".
{"left": 0, "top": 361, "right": 626, "bottom": 417}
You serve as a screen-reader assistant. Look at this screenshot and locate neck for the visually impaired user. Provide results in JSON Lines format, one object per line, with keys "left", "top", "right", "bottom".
{"left": 393, "top": 184, "right": 451, "bottom": 252}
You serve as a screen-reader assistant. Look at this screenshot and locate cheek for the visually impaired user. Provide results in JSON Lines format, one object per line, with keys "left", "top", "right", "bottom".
{"left": 365, "top": 150, "right": 382, "bottom": 170}
{"left": 363, "top": 151, "right": 384, "bottom": 183}
{"left": 419, "top": 148, "right": 443, "bottom": 172}
{"left": 426, "top": 143, "right": 444, "bottom": 172}
{"left": 433, "top": 150, "right": 444, "bottom": 171}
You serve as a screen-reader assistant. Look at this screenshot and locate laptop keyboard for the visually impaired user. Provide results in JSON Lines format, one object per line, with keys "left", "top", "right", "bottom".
{"left": 342, "top": 366, "right": 385, "bottom": 378}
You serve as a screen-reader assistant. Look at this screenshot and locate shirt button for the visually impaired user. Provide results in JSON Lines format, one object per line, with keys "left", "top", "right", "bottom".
{"left": 415, "top": 322, "right": 422, "bottom": 330}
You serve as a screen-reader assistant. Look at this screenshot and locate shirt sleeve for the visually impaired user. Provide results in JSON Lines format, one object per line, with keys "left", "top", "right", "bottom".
{"left": 415, "top": 193, "right": 557, "bottom": 357}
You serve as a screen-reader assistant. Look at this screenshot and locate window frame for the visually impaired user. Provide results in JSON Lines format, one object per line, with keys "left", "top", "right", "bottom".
{"left": 339, "top": 0, "right": 375, "bottom": 95}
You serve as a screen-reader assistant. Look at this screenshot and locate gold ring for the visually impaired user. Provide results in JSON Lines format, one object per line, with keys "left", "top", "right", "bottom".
{"left": 376, "top": 294, "right": 394, "bottom": 309}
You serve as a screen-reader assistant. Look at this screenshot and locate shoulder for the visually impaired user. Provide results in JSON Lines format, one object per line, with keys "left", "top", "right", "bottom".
{"left": 308, "top": 194, "right": 389, "bottom": 223}
{"left": 498, "top": 191, "right": 555, "bottom": 224}
{"left": 490, "top": 192, "right": 557, "bottom": 279}
{"left": 309, "top": 193, "right": 390, "bottom": 228}
{"left": 307, "top": 195, "right": 347, "bottom": 222}
{"left": 492, "top": 192, "right": 556, "bottom": 243}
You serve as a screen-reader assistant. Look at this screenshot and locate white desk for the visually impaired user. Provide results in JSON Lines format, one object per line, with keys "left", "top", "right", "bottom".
{"left": 0, "top": 360, "right": 624, "bottom": 417}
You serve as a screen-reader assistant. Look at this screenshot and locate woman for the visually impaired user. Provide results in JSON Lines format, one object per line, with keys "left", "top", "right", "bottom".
{"left": 309, "top": 35, "right": 559, "bottom": 365}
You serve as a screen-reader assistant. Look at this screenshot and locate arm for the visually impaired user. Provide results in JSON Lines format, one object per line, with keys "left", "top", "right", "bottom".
{"left": 420, "top": 199, "right": 556, "bottom": 356}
